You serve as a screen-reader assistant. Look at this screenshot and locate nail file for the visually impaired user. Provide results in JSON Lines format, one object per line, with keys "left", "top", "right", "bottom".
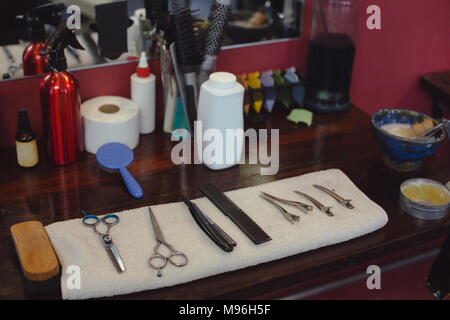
{"left": 198, "top": 183, "right": 271, "bottom": 245}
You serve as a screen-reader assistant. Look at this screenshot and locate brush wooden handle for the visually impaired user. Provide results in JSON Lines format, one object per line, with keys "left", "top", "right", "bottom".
{"left": 10, "top": 221, "right": 59, "bottom": 281}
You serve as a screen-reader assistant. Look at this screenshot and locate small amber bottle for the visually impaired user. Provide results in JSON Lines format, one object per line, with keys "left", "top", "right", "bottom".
{"left": 15, "top": 109, "right": 39, "bottom": 168}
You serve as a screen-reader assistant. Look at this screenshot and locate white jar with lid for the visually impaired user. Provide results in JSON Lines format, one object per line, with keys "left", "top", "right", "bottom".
{"left": 196, "top": 72, "right": 245, "bottom": 170}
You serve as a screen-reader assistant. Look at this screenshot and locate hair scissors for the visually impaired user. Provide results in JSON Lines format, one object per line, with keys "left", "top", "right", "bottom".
{"left": 81, "top": 210, "right": 126, "bottom": 273}
{"left": 147, "top": 206, "right": 188, "bottom": 277}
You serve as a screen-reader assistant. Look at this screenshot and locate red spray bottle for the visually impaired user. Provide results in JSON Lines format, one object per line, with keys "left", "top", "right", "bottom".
{"left": 20, "top": 3, "right": 64, "bottom": 76}
{"left": 39, "top": 21, "right": 85, "bottom": 165}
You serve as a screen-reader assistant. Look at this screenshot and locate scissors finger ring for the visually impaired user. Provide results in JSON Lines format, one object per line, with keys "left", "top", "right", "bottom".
{"left": 168, "top": 251, "right": 188, "bottom": 267}
{"left": 149, "top": 254, "right": 168, "bottom": 277}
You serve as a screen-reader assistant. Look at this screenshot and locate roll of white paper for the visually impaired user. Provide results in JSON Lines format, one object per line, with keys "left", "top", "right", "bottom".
{"left": 81, "top": 96, "right": 140, "bottom": 154}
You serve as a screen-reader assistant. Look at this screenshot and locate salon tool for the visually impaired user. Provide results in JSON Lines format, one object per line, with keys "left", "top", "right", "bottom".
{"left": 313, "top": 184, "right": 354, "bottom": 209}
{"left": 399, "top": 178, "right": 449, "bottom": 221}
{"left": 171, "top": 8, "right": 202, "bottom": 131}
{"left": 10, "top": 221, "right": 59, "bottom": 292}
{"left": 426, "top": 234, "right": 450, "bottom": 300}
{"left": 273, "top": 69, "right": 290, "bottom": 108}
{"left": 147, "top": 206, "right": 188, "bottom": 277}
{"left": 294, "top": 191, "right": 334, "bottom": 217}
{"left": 260, "top": 194, "right": 300, "bottom": 224}
{"left": 157, "top": 32, "right": 177, "bottom": 134}
{"left": 163, "top": 75, "right": 178, "bottom": 133}
{"left": 198, "top": 0, "right": 232, "bottom": 85}
{"left": 39, "top": 20, "right": 85, "bottom": 165}
{"left": 131, "top": 51, "right": 156, "bottom": 134}
{"left": 170, "top": 42, "right": 193, "bottom": 133}
{"left": 81, "top": 96, "right": 140, "bottom": 154}
{"left": 181, "top": 195, "right": 236, "bottom": 252}
{"left": 284, "top": 66, "right": 305, "bottom": 106}
{"left": 260, "top": 191, "right": 312, "bottom": 213}
{"left": 197, "top": 72, "right": 245, "bottom": 170}
{"left": 16, "top": 109, "right": 39, "bottom": 168}
{"left": 411, "top": 118, "right": 434, "bottom": 137}
{"left": 247, "top": 72, "right": 263, "bottom": 113}
{"left": 173, "top": 97, "right": 190, "bottom": 135}
{"left": 419, "top": 119, "right": 449, "bottom": 140}
{"left": 287, "top": 109, "right": 313, "bottom": 126}
{"left": 18, "top": 2, "right": 64, "bottom": 75}
{"left": 372, "top": 109, "right": 445, "bottom": 171}
{"left": 96, "top": 142, "right": 143, "bottom": 199}
{"left": 81, "top": 210, "right": 126, "bottom": 273}
{"left": 237, "top": 73, "right": 251, "bottom": 115}
{"left": 198, "top": 183, "right": 271, "bottom": 245}
{"left": 260, "top": 70, "right": 276, "bottom": 113}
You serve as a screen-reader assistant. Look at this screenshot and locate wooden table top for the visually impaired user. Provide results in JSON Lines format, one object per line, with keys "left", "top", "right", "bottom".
{"left": 1, "top": 105, "right": 449, "bottom": 299}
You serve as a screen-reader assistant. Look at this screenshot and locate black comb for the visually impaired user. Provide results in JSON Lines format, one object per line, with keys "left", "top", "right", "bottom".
{"left": 170, "top": 7, "right": 202, "bottom": 132}
{"left": 171, "top": 7, "right": 202, "bottom": 68}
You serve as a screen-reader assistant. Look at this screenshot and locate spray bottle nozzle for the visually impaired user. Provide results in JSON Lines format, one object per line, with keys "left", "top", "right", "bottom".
{"left": 18, "top": 2, "right": 65, "bottom": 43}
{"left": 39, "top": 20, "right": 85, "bottom": 71}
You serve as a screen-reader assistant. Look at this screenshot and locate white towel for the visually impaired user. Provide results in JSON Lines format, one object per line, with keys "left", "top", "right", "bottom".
{"left": 45, "top": 169, "right": 388, "bottom": 299}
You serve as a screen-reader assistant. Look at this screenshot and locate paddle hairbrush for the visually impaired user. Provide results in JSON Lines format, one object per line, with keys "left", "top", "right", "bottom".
{"left": 171, "top": 7, "right": 203, "bottom": 131}
{"left": 96, "top": 142, "right": 143, "bottom": 199}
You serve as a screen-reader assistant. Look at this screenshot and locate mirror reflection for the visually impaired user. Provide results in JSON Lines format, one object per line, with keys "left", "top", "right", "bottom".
{"left": 0, "top": 0, "right": 304, "bottom": 81}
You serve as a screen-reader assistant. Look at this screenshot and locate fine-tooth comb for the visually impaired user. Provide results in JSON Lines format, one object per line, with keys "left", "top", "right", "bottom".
{"left": 294, "top": 191, "right": 334, "bottom": 217}
{"left": 260, "top": 191, "right": 312, "bottom": 213}
{"left": 313, "top": 184, "right": 354, "bottom": 209}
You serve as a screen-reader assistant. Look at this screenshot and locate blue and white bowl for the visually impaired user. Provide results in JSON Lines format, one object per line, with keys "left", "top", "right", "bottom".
{"left": 371, "top": 109, "right": 445, "bottom": 171}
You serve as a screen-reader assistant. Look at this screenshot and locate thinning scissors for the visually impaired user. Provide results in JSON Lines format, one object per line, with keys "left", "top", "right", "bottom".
{"left": 148, "top": 207, "right": 188, "bottom": 277}
{"left": 81, "top": 210, "right": 126, "bottom": 273}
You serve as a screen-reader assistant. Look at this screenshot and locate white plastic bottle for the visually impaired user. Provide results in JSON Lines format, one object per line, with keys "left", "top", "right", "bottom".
{"left": 131, "top": 52, "right": 156, "bottom": 134}
{"left": 196, "top": 72, "right": 245, "bottom": 170}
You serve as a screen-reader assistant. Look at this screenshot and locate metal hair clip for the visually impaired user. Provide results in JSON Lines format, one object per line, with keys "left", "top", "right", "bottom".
{"left": 313, "top": 184, "right": 354, "bottom": 209}
{"left": 294, "top": 191, "right": 334, "bottom": 217}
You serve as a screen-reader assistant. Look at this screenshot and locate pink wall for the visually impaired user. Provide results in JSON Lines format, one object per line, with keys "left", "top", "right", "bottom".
{"left": 0, "top": 0, "right": 448, "bottom": 164}
{"left": 351, "top": 0, "right": 450, "bottom": 115}
{"left": 351, "top": 0, "right": 450, "bottom": 165}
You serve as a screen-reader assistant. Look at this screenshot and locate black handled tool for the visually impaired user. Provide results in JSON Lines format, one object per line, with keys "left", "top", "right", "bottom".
{"left": 198, "top": 183, "right": 271, "bottom": 245}
{"left": 181, "top": 195, "right": 236, "bottom": 252}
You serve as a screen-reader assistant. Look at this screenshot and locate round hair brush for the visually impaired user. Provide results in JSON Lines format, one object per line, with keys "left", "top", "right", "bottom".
{"left": 198, "top": 0, "right": 232, "bottom": 85}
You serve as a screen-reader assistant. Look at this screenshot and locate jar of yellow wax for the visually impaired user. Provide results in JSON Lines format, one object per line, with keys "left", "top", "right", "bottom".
{"left": 400, "top": 178, "right": 450, "bottom": 220}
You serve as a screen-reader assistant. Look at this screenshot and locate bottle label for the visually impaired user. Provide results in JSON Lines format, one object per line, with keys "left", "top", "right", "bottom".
{"left": 16, "top": 140, "right": 39, "bottom": 167}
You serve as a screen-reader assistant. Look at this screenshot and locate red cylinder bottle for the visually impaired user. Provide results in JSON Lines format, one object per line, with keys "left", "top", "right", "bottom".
{"left": 40, "top": 70, "right": 83, "bottom": 165}
{"left": 39, "top": 21, "right": 85, "bottom": 165}
{"left": 23, "top": 42, "right": 48, "bottom": 75}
